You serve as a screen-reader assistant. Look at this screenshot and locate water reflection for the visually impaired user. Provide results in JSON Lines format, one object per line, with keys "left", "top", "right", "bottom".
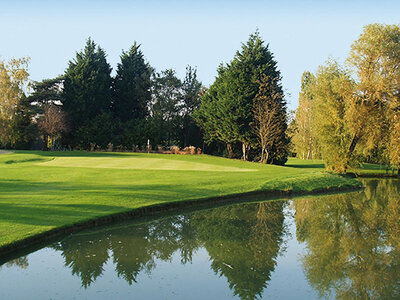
{"left": 295, "top": 179, "right": 400, "bottom": 299}
{"left": 1, "top": 179, "right": 399, "bottom": 299}
{"left": 48, "top": 201, "right": 286, "bottom": 299}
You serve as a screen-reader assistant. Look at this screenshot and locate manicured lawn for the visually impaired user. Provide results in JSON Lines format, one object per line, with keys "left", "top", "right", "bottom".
{"left": 0, "top": 151, "right": 358, "bottom": 249}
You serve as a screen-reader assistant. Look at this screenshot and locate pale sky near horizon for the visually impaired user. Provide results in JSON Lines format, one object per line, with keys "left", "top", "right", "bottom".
{"left": 1, "top": 0, "right": 399, "bottom": 110}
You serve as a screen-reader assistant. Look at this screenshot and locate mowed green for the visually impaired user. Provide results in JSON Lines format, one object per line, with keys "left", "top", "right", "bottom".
{"left": 0, "top": 151, "right": 358, "bottom": 248}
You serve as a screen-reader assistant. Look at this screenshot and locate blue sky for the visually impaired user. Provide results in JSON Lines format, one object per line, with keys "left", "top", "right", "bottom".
{"left": 1, "top": 0, "right": 399, "bottom": 110}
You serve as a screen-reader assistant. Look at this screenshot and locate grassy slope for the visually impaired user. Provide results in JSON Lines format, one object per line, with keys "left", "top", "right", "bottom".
{"left": 0, "top": 151, "right": 358, "bottom": 248}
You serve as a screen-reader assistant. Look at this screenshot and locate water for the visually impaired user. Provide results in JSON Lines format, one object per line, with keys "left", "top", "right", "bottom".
{"left": 0, "top": 179, "right": 399, "bottom": 299}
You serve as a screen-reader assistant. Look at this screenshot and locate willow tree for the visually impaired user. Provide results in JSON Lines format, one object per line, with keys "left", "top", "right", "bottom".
{"left": 312, "top": 60, "right": 355, "bottom": 173}
{"left": 347, "top": 23, "right": 400, "bottom": 170}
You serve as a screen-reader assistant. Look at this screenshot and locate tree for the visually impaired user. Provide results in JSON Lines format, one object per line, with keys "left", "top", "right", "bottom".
{"left": 194, "top": 64, "right": 238, "bottom": 158}
{"left": 252, "top": 74, "right": 288, "bottom": 164}
{"left": 0, "top": 57, "right": 36, "bottom": 149}
{"left": 195, "top": 31, "right": 286, "bottom": 162}
{"left": 294, "top": 179, "right": 400, "bottom": 299}
{"left": 150, "top": 69, "right": 182, "bottom": 146}
{"left": 312, "top": 60, "right": 355, "bottom": 173}
{"left": 62, "top": 38, "right": 112, "bottom": 148}
{"left": 347, "top": 23, "right": 400, "bottom": 171}
{"left": 27, "top": 76, "right": 64, "bottom": 111}
{"left": 180, "top": 66, "right": 203, "bottom": 147}
{"left": 112, "top": 42, "right": 152, "bottom": 122}
{"left": 292, "top": 72, "right": 320, "bottom": 160}
{"left": 38, "top": 104, "right": 68, "bottom": 150}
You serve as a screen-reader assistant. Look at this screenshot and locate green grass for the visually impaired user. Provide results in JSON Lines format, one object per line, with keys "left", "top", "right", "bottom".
{"left": 0, "top": 151, "right": 359, "bottom": 249}
{"left": 286, "top": 157, "right": 397, "bottom": 176}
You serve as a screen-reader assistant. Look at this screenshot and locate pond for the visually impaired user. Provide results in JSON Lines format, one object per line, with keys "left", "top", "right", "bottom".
{"left": 0, "top": 179, "right": 399, "bottom": 299}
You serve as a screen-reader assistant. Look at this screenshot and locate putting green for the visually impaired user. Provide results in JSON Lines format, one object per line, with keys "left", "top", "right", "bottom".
{"left": 39, "top": 156, "right": 256, "bottom": 172}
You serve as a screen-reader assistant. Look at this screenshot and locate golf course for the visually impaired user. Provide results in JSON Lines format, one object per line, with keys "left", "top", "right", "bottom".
{"left": 0, "top": 150, "right": 361, "bottom": 251}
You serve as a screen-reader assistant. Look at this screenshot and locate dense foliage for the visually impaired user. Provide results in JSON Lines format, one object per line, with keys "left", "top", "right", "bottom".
{"left": 195, "top": 32, "right": 288, "bottom": 164}
{"left": 293, "top": 23, "right": 400, "bottom": 174}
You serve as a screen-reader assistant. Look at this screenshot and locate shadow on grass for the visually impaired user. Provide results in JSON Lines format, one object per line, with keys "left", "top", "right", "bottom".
{"left": 285, "top": 163, "right": 325, "bottom": 169}
{"left": 0, "top": 203, "right": 129, "bottom": 227}
{"left": 5, "top": 158, "right": 47, "bottom": 164}
{"left": 0, "top": 179, "right": 219, "bottom": 227}
{"left": 14, "top": 150, "right": 142, "bottom": 159}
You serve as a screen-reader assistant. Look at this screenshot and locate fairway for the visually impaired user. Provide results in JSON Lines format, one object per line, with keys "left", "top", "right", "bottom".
{"left": 0, "top": 151, "right": 359, "bottom": 250}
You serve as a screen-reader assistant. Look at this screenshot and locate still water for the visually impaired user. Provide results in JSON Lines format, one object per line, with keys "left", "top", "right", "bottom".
{"left": 0, "top": 179, "right": 399, "bottom": 299}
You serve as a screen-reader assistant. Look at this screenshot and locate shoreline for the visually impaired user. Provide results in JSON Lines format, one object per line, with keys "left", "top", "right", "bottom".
{"left": 0, "top": 183, "right": 362, "bottom": 260}
{"left": 348, "top": 172, "right": 399, "bottom": 179}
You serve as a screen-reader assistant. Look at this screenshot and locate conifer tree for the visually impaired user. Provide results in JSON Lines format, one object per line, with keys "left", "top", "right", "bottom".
{"left": 112, "top": 42, "right": 152, "bottom": 122}
{"left": 195, "top": 32, "right": 287, "bottom": 163}
{"left": 62, "top": 38, "right": 112, "bottom": 148}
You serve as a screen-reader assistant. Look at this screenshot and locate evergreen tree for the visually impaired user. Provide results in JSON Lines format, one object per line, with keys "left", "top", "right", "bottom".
{"left": 27, "top": 76, "right": 64, "bottom": 111}
{"left": 195, "top": 31, "right": 287, "bottom": 163}
{"left": 111, "top": 42, "right": 152, "bottom": 149}
{"left": 194, "top": 64, "right": 238, "bottom": 157}
{"left": 62, "top": 38, "right": 112, "bottom": 148}
{"left": 112, "top": 42, "right": 152, "bottom": 122}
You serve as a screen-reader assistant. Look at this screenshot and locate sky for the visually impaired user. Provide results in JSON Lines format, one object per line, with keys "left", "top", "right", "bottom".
{"left": 1, "top": 0, "right": 399, "bottom": 110}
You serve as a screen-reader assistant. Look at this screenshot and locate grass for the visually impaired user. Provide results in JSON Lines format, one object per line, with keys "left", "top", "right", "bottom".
{"left": 0, "top": 151, "right": 359, "bottom": 249}
{"left": 286, "top": 157, "right": 397, "bottom": 176}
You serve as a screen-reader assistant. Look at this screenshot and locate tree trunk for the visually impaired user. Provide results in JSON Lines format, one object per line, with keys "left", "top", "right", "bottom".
{"left": 348, "top": 133, "right": 359, "bottom": 156}
{"left": 265, "top": 151, "right": 270, "bottom": 164}
{"left": 227, "top": 143, "right": 233, "bottom": 158}
{"left": 43, "top": 134, "right": 48, "bottom": 151}
{"left": 242, "top": 142, "right": 250, "bottom": 161}
{"left": 260, "top": 145, "right": 265, "bottom": 163}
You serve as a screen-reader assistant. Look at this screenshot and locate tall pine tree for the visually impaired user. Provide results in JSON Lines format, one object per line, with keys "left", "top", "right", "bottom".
{"left": 62, "top": 38, "right": 112, "bottom": 148}
{"left": 112, "top": 42, "right": 152, "bottom": 122}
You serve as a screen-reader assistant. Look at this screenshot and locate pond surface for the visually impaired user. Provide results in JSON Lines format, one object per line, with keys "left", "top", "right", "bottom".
{"left": 0, "top": 179, "right": 399, "bottom": 299}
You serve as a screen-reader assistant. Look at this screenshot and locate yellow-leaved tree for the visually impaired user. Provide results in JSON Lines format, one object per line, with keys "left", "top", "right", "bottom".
{"left": 0, "top": 57, "right": 33, "bottom": 148}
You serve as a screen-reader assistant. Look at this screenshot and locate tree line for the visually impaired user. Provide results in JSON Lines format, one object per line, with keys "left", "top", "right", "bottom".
{"left": 0, "top": 32, "right": 289, "bottom": 164}
{"left": 2, "top": 24, "right": 399, "bottom": 171}
{"left": 291, "top": 23, "right": 400, "bottom": 174}
{"left": 0, "top": 39, "right": 203, "bottom": 152}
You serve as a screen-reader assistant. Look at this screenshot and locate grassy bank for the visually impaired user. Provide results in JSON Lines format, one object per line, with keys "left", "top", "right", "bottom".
{"left": 286, "top": 158, "right": 398, "bottom": 176}
{"left": 0, "top": 151, "right": 359, "bottom": 250}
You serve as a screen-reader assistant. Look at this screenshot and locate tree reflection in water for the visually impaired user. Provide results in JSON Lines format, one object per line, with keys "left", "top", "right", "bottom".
{"left": 51, "top": 201, "right": 287, "bottom": 300}
{"left": 294, "top": 179, "right": 400, "bottom": 299}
